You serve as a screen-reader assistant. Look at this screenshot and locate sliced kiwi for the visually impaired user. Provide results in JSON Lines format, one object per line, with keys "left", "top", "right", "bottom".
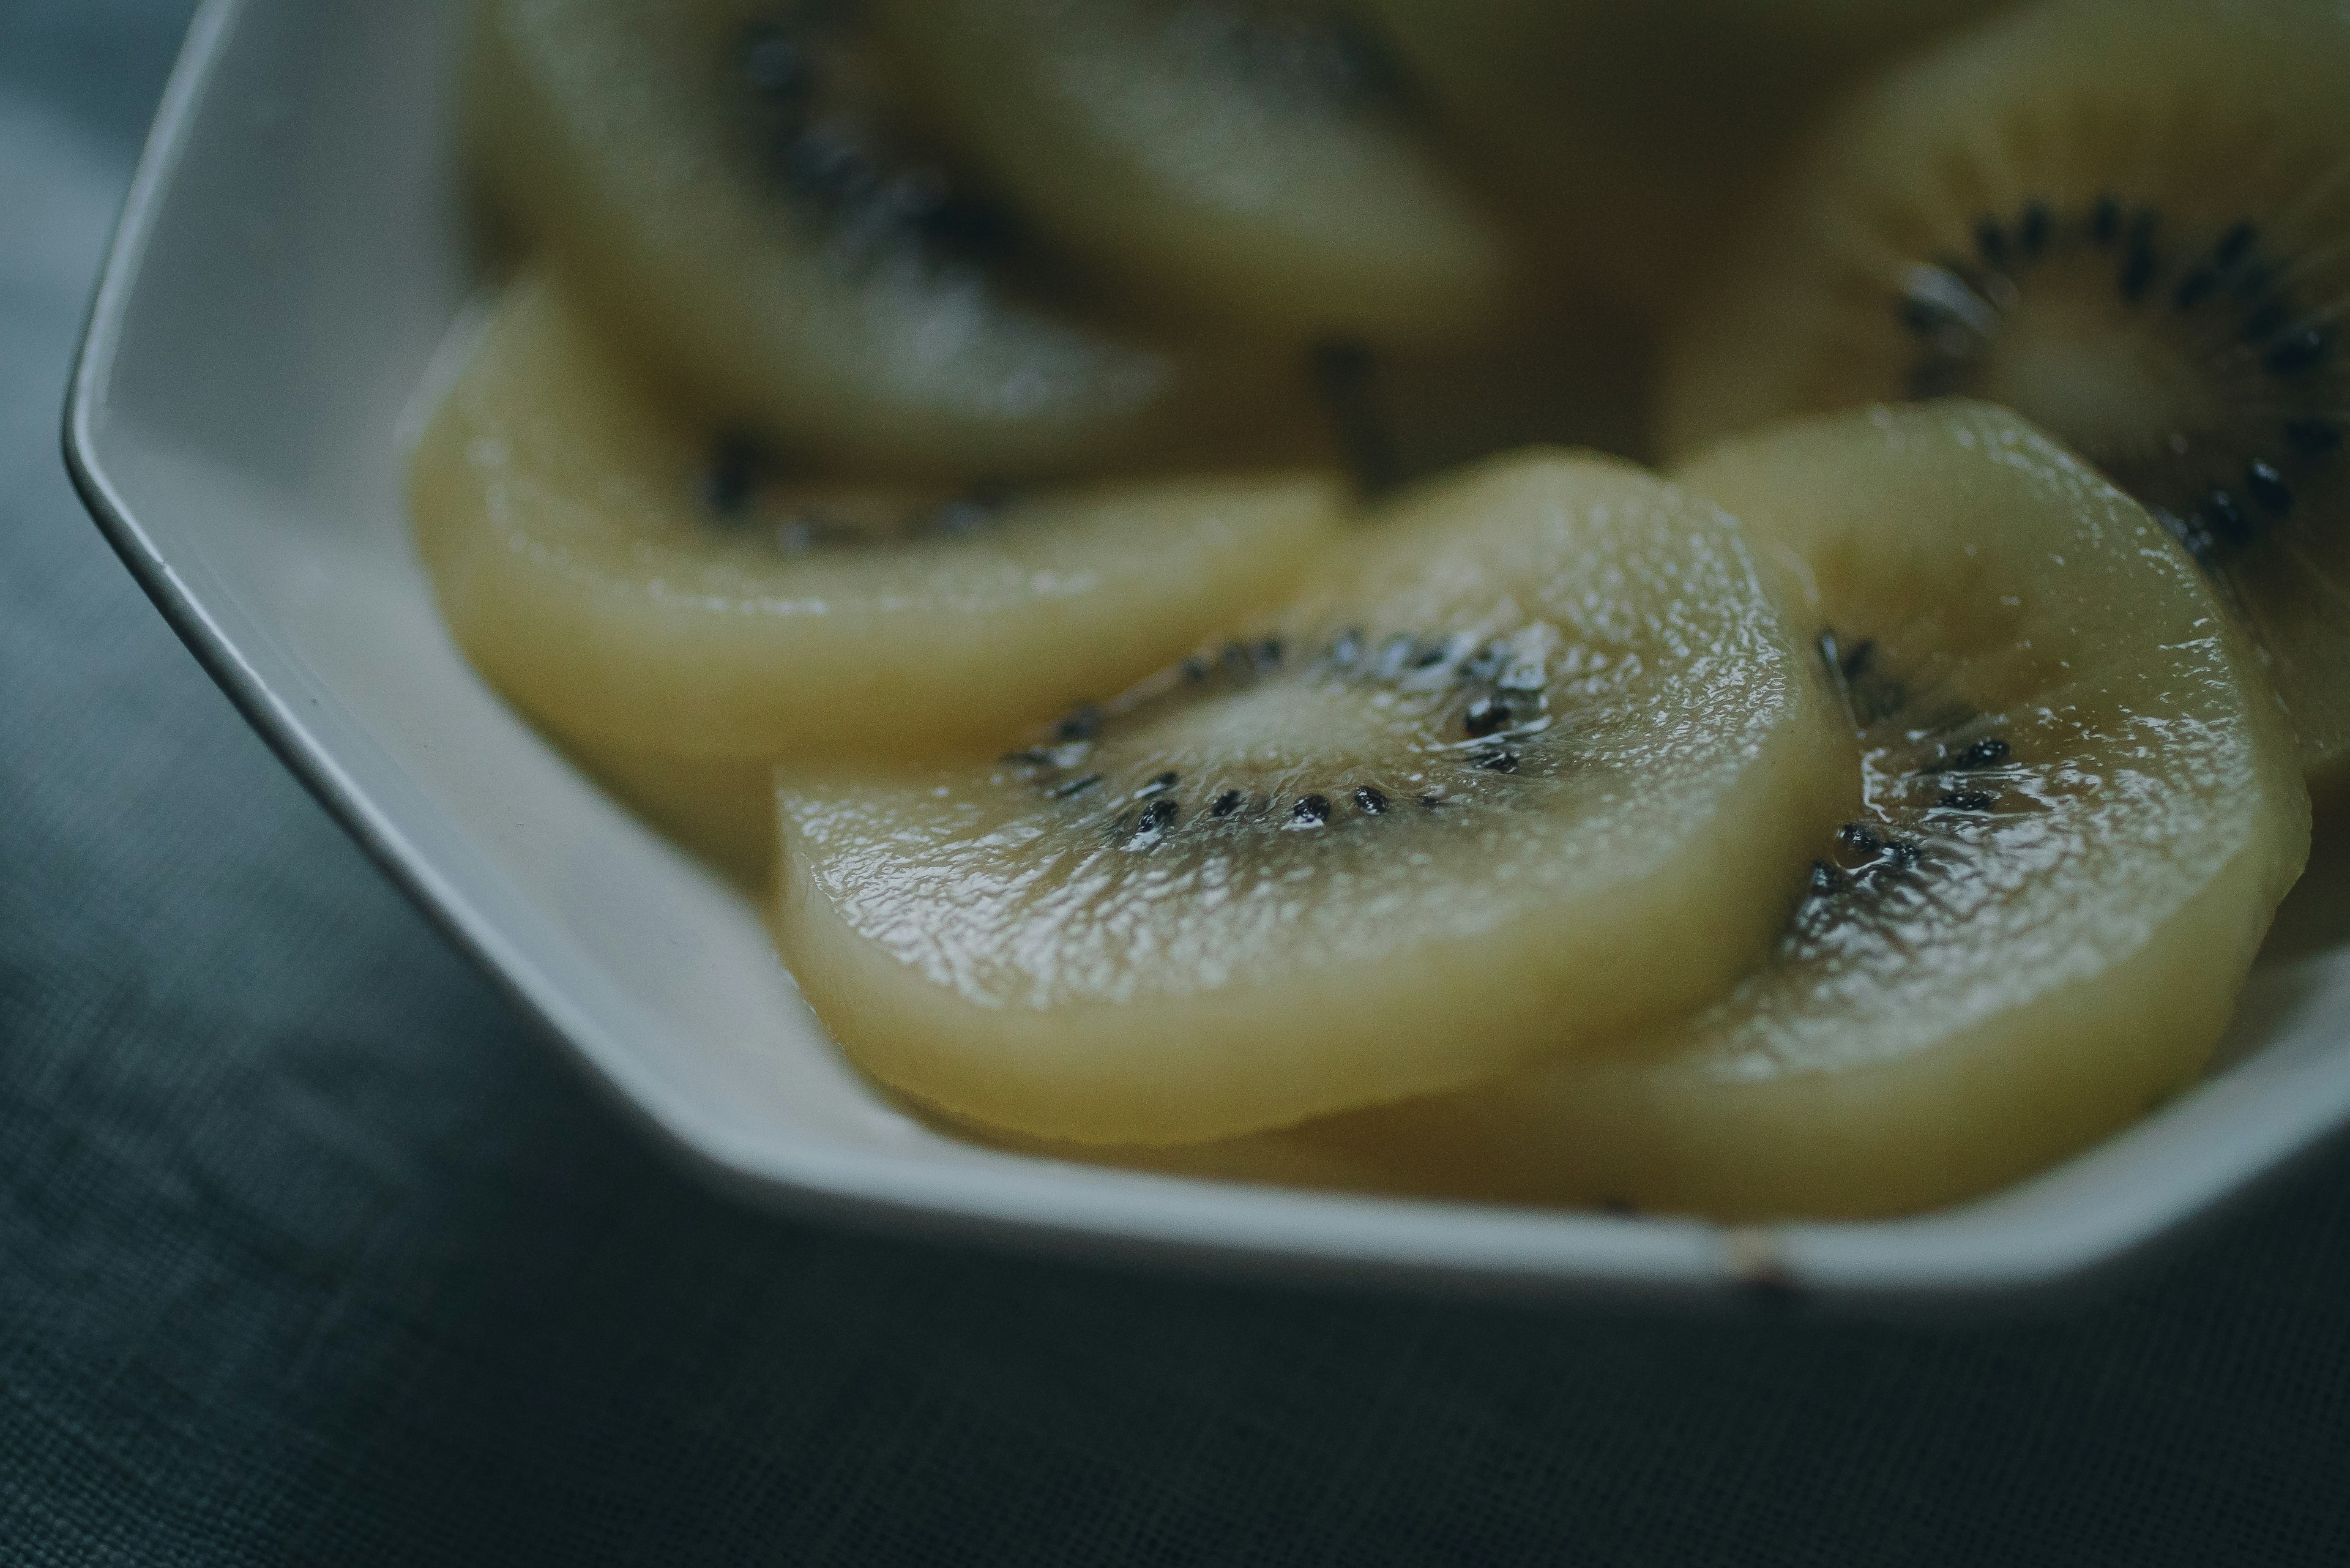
{"left": 1359, "top": 0, "right": 2004, "bottom": 306}
{"left": 1266, "top": 405, "right": 2308, "bottom": 1219}
{"left": 771, "top": 451, "right": 1847, "bottom": 1145}
{"left": 875, "top": 0, "right": 1518, "bottom": 347}
{"left": 1656, "top": 0, "right": 2350, "bottom": 793}
{"left": 472, "top": 0, "right": 1302, "bottom": 475}
{"left": 409, "top": 272, "right": 1345, "bottom": 763}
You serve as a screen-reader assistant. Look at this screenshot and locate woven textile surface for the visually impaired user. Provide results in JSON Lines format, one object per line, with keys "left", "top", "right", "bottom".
{"left": 4, "top": 6, "right": 2349, "bottom": 1563}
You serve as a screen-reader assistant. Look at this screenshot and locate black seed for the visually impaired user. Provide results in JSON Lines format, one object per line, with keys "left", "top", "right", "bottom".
{"left": 2248, "top": 460, "right": 2295, "bottom": 515}
{"left": 1053, "top": 773, "right": 1103, "bottom": 799}
{"left": 1353, "top": 786, "right": 1388, "bottom": 815}
{"left": 1840, "top": 637, "right": 1876, "bottom": 683}
{"left": 703, "top": 432, "right": 763, "bottom": 516}
{"left": 2174, "top": 268, "right": 2220, "bottom": 312}
{"left": 1418, "top": 794, "right": 1444, "bottom": 809}
{"left": 1938, "top": 789, "right": 1996, "bottom": 812}
{"left": 1810, "top": 860, "right": 1850, "bottom": 897}
{"left": 1974, "top": 217, "right": 2008, "bottom": 269}
{"left": 1473, "top": 748, "right": 1520, "bottom": 774}
{"left": 1181, "top": 656, "right": 1210, "bottom": 683}
{"left": 2265, "top": 326, "right": 2332, "bottom": 376}
{"left": 2244, "top": 299, "right": 2290, "bottom": 344}
{"left": 1135, "top": 799, "right": 1179, "bottom": 836}
{"left": 1411, "top": 641, "right": 1448, "bottom": 670}
{"left": 2286, "top": 417, "right": 2343, "bottom": 456}
{"left": 1957, "top": 737, "right": 2010, "bottom": 769}
{"left": 2214, "top": 221, "right": 2257, "bottom": 267}
{"left": 1144, "top": 771, "right": 1180, "bottom": 794}
{"left": 1255, "top": 637, "right": 1285, "bottom": 670}
{"left": 1886, "top": 839, "right": 1922, "bottom": 868}
{"left": 1292, "top": 794, "right": 1332, "bottom": 826}
{"left": 2089, "top": 196, "right": 2121, "bottom": 245}
{"left": 1463, "top": 696, "right": 1512, "bottom": 738}
{"left": 2158, "top": 506, "right": 2219, "bottom": 561}
{"left": 1838, "top": 821, "right": 1883, "bottom": 856}
{"left": 743, "top": 26, "right": 814, "bottom": 104}
{"left": 1056, "top": 707, "right": 1100, "bottom": 742}
{"left": 2204, "top": 488, "right": 2252, "bottom": 544}
{"left": 1210, "top": 790, "right": 1244, "bottom": 818}
{"left": 2018, "top": 201, "right": 2051, "bottom": 256}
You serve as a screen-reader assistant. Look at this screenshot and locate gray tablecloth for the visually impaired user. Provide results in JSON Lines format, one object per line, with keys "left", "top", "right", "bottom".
{"left": 6, "top": 6, "right": 2350, "bottom": 1563}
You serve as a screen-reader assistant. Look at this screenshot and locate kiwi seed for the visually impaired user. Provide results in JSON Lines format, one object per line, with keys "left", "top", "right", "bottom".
{"left": 1893, "top": 195, "right": 2345, "bottom": 564}
{"left": 998, "top": 618, "right": 1569, "bottom": 853}
{"left": 1464, "top": 696, "right": 1512, "bottom": 737}
{"left": 735, "top": 10, "right": 1018, "bottom": 271}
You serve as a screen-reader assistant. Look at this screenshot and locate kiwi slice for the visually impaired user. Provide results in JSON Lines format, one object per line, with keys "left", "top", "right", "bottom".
{"left": 409, "top": 272, "right": 1345, "bottom": 763}
{"left": 1358, "top": 0, "right": 2004, "bottom": 305}
{"left": 875, "top": 0, "right": 1518, "bottom": 347}
{"left": 1655, "top": 0, "right": 2350, "bottom": 792}
{"left": 472, "top": 0, "right": 1297, "bottom": 475}
{"left": 771, "top": 451, "right": 1847, "bottom": 1145}
{"left": 1270, "top": 405, "right": 2308, "bottom": 1219}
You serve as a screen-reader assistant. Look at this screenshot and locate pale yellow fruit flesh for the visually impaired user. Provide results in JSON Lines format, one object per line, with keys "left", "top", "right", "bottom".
{"left": 409, "top": 272, "right": 1347, "bottom": 761}
{"left": 472, "top": 0, "right": 1296, "bottom": 475}
{"left": 877, "top": 0, "right": 1520, "bottom": 348}
{"left": 1255, "top": 405, "right": 2308, "bottom": 1219}
{"left": 774, "top": 450, "right": 1847, "bottom": 1145}
{"left": 1654, "top": 0, "right": 2350, "bottom": 792}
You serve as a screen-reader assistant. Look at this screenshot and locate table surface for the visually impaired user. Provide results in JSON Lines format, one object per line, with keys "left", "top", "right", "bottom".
{"left": 6, "top": 6, "right": 2350, "bottom": 1564}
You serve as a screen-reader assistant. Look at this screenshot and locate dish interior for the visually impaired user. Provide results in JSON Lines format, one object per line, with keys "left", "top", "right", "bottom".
{"left": 69, "top": 0, "right": 2350, "bottom": 1302}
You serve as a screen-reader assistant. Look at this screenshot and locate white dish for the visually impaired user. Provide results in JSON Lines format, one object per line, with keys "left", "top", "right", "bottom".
{"left": 69, "top": 0, "right": 2350, "bottom": 1309}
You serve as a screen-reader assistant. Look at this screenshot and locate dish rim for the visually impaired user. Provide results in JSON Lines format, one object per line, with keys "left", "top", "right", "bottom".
{"left": 61, "top": 0, "right": 2350, "bottom": 1312}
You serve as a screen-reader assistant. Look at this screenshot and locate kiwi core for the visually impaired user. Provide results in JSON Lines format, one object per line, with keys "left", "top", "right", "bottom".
{"left": 1897, "top": 203, "right": 2345, "bottom": 562}
{"left": 1977, "top": 285, "right": 2221, "bottom": 466}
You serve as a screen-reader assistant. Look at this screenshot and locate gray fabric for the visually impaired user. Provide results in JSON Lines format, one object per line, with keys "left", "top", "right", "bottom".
{"left": 5, "top": 6, "right": 2350, "bottom": 1563}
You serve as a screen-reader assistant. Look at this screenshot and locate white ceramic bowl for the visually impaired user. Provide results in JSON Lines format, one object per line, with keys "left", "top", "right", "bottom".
{"left": 69, "top": 0, "right": 2350, "bottom": 1309}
